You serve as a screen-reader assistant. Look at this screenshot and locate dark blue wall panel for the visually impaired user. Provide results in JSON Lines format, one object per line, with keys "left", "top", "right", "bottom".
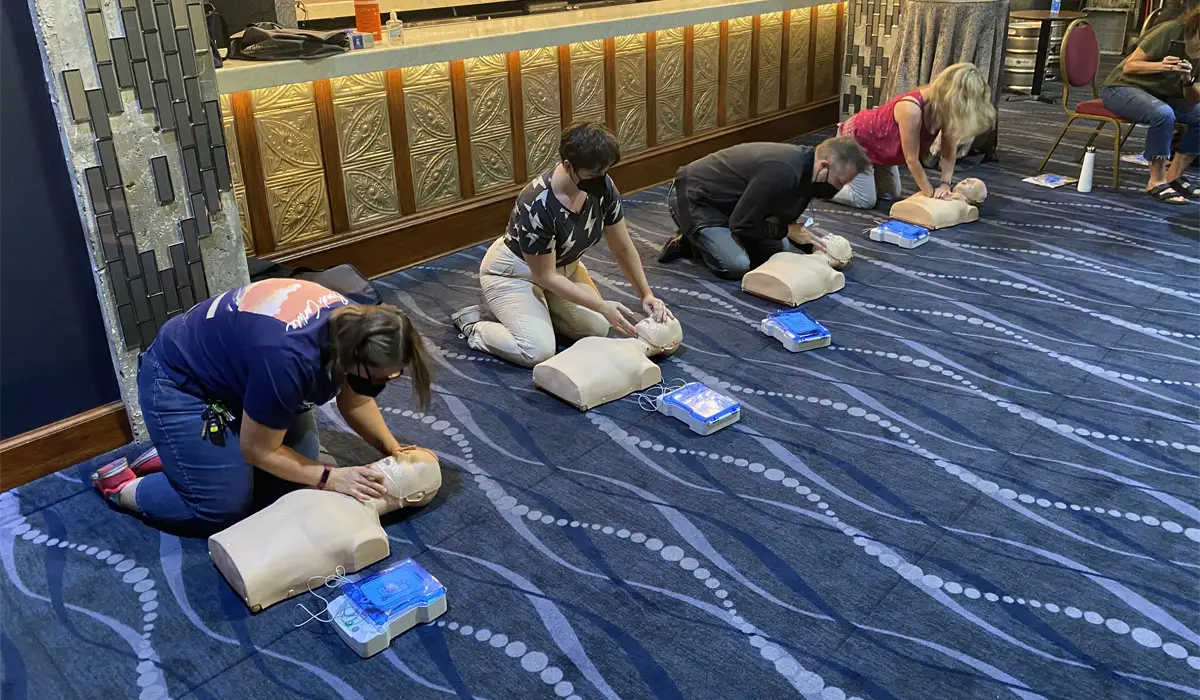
{"left": 1, "top": 0, "right": 121, "bottom": 439}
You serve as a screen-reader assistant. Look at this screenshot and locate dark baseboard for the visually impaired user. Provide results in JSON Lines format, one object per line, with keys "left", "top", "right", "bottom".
{"left": 0, "top": 402, "right": 133, "bottom": 490}
{"left": 278, "top": 98, "right": 840, "bottom": 277}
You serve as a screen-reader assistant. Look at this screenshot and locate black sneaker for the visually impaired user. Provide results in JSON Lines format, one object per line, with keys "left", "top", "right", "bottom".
{"left": 658, "top": 233, "right": 691, "bottom": 264}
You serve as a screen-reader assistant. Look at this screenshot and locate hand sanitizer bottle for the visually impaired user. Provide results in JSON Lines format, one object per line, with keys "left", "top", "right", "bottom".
{"left": 384, "top": 11, "right": 404, "bottom": 45}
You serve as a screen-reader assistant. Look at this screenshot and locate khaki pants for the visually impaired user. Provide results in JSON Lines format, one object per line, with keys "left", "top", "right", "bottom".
{"left": 465, "top": 238, "right": 610, "bottom": 367}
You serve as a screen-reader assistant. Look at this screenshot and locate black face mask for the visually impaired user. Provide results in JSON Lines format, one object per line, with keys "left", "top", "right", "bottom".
{"left": 812, "top": 182, "right": 840, "bottom": 200}
{"left": 574, "top": 172, "right": 609, "bottom": 197}
{"left": 345, "top": 363, "right": 387, "bottom": 397}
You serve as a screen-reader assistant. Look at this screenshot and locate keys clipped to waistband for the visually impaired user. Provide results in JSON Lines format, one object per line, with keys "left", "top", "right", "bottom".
{"left": 201, "top": 400, "right": 235, "bottom": 447}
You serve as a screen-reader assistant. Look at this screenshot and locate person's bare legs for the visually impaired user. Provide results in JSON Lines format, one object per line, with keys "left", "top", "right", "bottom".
{"left": 1147, "top": 156, "right": 1170, "bottom": 191}
{"left": 1166, "top": 153, "right": 1197, "bottom": 183}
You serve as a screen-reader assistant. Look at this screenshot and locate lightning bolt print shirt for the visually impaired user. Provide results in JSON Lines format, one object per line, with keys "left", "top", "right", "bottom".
{"left": 504, "top": 167, "right": 624, "bottom": 268}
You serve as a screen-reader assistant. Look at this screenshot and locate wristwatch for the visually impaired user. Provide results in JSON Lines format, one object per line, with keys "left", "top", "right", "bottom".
{"left": 315, "top": 465, "right": 332, "bottom": 490}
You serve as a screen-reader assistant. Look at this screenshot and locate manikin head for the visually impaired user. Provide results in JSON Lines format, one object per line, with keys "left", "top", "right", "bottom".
{"left": 329, "top": 304, "right": 432, "bottom": 408}
{"left": 811, "top": 137, "right": 871, "bottom": 200}
{"left": 633, "top": 316, "right": 683, "bottom": 357}
{"left": 367, "top": 449, "right": 442, "bottom": 516}
{"left": 559, "top": 121, "right": 621, "bottom": 197}
{"left": 820, "top": 234, "right": 853, "bottom": 270}
{"left": 953, "top": 178, "right": 987, "bottom": 205}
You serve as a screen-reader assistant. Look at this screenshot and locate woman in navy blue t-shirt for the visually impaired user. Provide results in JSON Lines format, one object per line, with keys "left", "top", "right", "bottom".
{"left": 90, "top": 279, "right": 434, "bottom": 534}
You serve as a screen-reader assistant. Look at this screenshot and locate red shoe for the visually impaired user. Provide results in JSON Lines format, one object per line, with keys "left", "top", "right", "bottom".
{"left": 129, "top": 447, "right": 162, "bottom": 476}
{"left": 91, "top": 458, "right": 136, "bottom": 504}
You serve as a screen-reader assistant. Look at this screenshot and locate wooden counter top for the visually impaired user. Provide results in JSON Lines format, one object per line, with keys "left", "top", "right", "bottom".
{"left": 216, "top": 0, "right": 821, "bottom": 94}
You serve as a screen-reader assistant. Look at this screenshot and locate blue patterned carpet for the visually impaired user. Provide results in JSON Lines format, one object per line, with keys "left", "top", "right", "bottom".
{"left": 3, "top": 102, "right": 1199, "bottom": 700}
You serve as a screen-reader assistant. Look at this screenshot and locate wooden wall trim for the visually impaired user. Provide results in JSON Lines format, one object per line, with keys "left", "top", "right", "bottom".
{"left": 313, "top": 79, "right": 351, "bottom": 234}
{"left": 718, "top": 21, "right": 729, "bottom": 127}
{"left": 506, "top": 51, "right": 528, "bottom": 184}
{"left": 645, "top": 32, "right": 657, "bottom": 148}
{"left": 230, "top": 91, "right": 275, "bottom": 255}
{"left": 385, "top": 68, "right": 418, "bottom": 215}
{"left": 779, "top": 12, "right": 792, "bottom": 109}
{"left": 749, "top": 15, "right": 761, "bottom": 119}
{"left": 683, "top": 25, "right": 695, "bottom": 138}
{"left": 557, "top": 45, "right": 573, "bottom": 125}
{"left": 282, "top": 98, "right": 839, "bottom": 276}
{"left": 603, "top": 38, "right": 618, "bottom": 132}
{"left": 807, "top": 6, "right": 819, "bottom": 100}
{"left": 449, "top": 59, "right": 475, "bottom": 201}
{"left": 0, "top": 402, "right": 133, "bottom": 490}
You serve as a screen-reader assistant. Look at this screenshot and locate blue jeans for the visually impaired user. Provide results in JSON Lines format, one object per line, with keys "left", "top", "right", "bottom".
{"left": 1101, "top": 86, "right": 1200, "bottom": 160}
{"left": 135, "top": 349, "right": 320, "bottom": 534}
{"left": 688, "top": 227, "right": 795, "bottom": 280}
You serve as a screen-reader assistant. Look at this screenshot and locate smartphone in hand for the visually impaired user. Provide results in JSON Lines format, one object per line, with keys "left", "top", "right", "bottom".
{"left": 1169, "top": 39, "right": 1187, "bottom": 61}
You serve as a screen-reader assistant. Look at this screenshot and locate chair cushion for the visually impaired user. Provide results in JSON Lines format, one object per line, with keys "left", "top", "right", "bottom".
{"left": 1075, "top": 99, "right": 1123, "bottom": 120}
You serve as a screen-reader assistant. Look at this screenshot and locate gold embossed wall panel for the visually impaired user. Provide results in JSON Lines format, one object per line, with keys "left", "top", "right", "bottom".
{"left": 330, "top": 72, "right": 399, "bottom": 228}
{"left": 402, "top": 62, "right": 460, "bottom": 211}
{"left": 814, "top": 4, "right": 839, "bottom": 100}
{"left": 726, "top": 17, "right": 753, "bottom": 124}
{"left": 613, "top": 34, "right": 647, "bottom": 153}
{"left": 464, "top": 54, "right": 514, "bottom": 194}
{"left": 655, "top": 27, "right": 685, "bottom": 144}
{"left": 251, "top": 82, "right": 332, "bottom": 247}
{"left": 757, "top": 12, "right": 783, "bottom": 116}
{"left": 786, "top": 9, "right": 813, "bottom": 107}
{"left": 570, "top": 40, "right": 607, "bottom": 123}
{"left": 520, "top": 48, "right": 561, "bottom": 176}
{"left": 692, "top": 22, "right": 720, "bottom": 135}
{"left": 221, "top": 94, "right": 253, "bottom": 255}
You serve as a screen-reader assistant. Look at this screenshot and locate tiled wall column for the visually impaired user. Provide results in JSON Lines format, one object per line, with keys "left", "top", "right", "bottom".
{"left": 31, "top": 0, "right": 249, "bottom": 437}
{"left": 840, "top": 0, "right": 901, "bottom": 118}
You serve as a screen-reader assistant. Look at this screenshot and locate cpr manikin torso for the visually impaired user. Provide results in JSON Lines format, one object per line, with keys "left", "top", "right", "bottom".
{"left": 889, "top": 178, "right": 986, "bottom": 229}
{"left": 741, "top": 251, "right": 846, "bottom": 306}
{"left": 532, "top": 317, "right": 682, "bottom": 410}
{"left": 208, "top": 449, "right": 442, "bottom": 612}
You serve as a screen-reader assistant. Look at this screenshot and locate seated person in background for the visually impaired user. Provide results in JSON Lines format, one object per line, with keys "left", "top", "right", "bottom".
{"left": 452, "top": 122, "right": 673, "bottom": 367}
{"left": 833, "top": 62, "right": 996, "bottom": 209}
{"left": 91, "top": 279, "right": 435, "bottom": 535}
{"left": 1101, "top": 5, "right": 1200, "bottom": 204}
{"left": 657, "top": 137, "right": 869, "bottom": 280}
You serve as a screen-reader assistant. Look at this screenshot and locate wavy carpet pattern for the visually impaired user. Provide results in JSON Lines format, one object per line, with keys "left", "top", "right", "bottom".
{"left": 2, "top": 110, "right": 1198, "bottom": 699}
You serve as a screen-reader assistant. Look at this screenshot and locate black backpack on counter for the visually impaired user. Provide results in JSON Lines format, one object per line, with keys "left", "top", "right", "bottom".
{"left": 228, "top": 23, "right": 348, "bottom": 61}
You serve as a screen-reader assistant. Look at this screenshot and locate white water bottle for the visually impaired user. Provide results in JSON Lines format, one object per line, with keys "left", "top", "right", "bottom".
{"left": 1077, "top": 146, "right": 1095, "bottom": 193}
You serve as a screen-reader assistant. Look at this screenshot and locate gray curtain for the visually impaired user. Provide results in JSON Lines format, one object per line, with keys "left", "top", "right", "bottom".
{"left": 884, "top": 0, "right": 1011, "bottom": 160}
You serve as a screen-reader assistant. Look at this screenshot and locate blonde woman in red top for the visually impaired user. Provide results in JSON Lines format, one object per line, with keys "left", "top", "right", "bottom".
{"left": 833, "top": 63, "right": 996, "bottom": 209}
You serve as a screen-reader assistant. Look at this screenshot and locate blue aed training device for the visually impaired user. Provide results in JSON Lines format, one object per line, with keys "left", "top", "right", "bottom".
{"left": 658, "top": 382, "right": 741, "bottom": 435}
{"left": 761, "top": 308, "right": 832, "bottom": 352}
{"left": 329, "top": 559, "right": 447, "bottom": 657}
{"left": 868, "top": 219, "right": 929, "bottom": 249}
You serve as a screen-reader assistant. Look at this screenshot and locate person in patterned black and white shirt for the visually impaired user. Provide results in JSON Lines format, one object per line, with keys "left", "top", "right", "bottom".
{"left": 452, "top": 122, "right": 673, "bottom": 367}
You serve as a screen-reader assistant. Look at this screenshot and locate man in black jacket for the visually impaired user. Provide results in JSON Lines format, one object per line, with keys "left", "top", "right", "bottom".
{"left": 658, "top": 137, "right": 869, "bottom": 279}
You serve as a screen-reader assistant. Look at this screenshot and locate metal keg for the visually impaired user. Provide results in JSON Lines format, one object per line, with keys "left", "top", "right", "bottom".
{"left": 1005, "top": 21, "right": 1041, "bottom": 91}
